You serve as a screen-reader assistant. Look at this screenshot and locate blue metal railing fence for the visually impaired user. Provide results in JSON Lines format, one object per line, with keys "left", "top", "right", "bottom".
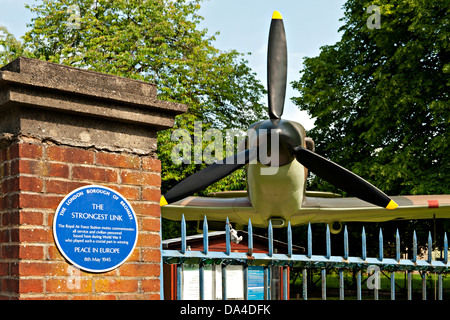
{"left": 161, "top": 215, "right": 450, "bottom": 300}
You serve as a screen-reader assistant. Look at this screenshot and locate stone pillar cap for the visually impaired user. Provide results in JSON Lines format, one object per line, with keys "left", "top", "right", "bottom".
{"left": 0, "top": 57, "right": 188, "bottom": 129}
{"left": 0, "top": 57, "right": 188, "bottom": 154}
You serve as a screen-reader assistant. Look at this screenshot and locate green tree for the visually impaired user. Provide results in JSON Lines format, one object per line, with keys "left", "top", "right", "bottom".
{"left": 0, "top": 0, "right": 267, "bottom": 238}
{"left": 292, "top": 0, "right": 449, "bottom": 197}
{"left": 0, "top": 0, "right": 266, "bottom": 192}
{"left": 0, "top": 26, "right": 27, "bottom": 65}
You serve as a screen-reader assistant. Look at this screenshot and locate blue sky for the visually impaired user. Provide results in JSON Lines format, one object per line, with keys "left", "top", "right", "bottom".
{"left": 0, "top": 0, "right": 347, "bottom": 130}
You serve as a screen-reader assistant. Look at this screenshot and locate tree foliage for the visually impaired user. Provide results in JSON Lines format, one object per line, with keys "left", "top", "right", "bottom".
{"left": 0, "top": 0, "right": 266, "bottom": 195}
{"left": 292, "top": 0, "right": 449, "bottom": 196}
{"left": 0, "top": 26, "right": 26, "bottom": 65}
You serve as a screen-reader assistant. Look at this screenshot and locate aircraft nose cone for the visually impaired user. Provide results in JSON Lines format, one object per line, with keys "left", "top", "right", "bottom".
{"left": 249, "top": 119, "right": 305, "bottom": 166}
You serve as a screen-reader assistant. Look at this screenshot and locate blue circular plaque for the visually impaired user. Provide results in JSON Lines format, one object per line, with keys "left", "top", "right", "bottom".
{"left": 53, "top": 185, "right": 138, "bottom": 273}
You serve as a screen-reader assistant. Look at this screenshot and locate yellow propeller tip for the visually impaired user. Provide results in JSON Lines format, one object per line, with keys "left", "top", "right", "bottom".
{"left": 160, "top": 196, "right": 168, "bottom": 207}
{"left": 272, "top": 11, "right": 283, "bottom": 20}
{"left": 386, "top": 200, "right": 398, "bottom": 210}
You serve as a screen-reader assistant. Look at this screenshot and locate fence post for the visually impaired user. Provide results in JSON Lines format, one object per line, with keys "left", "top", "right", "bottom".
{"left": 223, "top": 218, "right": 230, "bottom": 300}
{"left": 326, "top": 225, "right": 331, "bottom": 260}
{"left": 379, "top": 228, "right": 383, "bottom": 262}
{"left": 268, "top": 220, "right": 273, "bottom": 257}
{"left": 266, "top": 221, "right": 273, "bottom": 300}
{"left": 264, "top": 267, "right": 270, "bottom": 300}
{"left": 307, "top": 223, "right": 312, "bottom": 259}
{"left": 287, "top": 221, "right": 292, "bottom": 258}
{"left": 344, "top": 226, "right": 349, "bottom": 260}
{"left": 421, "top": 272, "right": 427, "bottom": 300}
{"left": 302, "top": 269, "right": 308, "bottom": 300}
{"left": 199, "top": 263, "right": 205, "bottom": 300}
{"left": 248, "top": 219, "right": 253, "bottom": 256}
{"left": 372, "top": 266, "right": 379, "bottom": 300}
{"left": 357, "top": 270, "right": 362, "bottom": 300}
{"left": 181, "top": 214, "right": 186, "bottom": 254}
{"left": 391, "top": 272, "right": 396, "bottom": 300}
{"left": 444, "top": 233, "right": 448, "bottom": 264}
{"left": 321, "top": 269, "right": 327, "bottom": 300}
{"left": 177, "top": 264, "right": 183, "bottom": 300}
{"left": 427, "top": 232, "right": 432, "bottom": 264}
{"left": 200, "top": 216, "right": 208, "bottom": 300}
{"left": 322, "top": 225, "right": 328, "bottom": 300}
{"left": 283, "top": 267, "right": 288, "bottom": 300}
{"left": 412, "top": 231, "right": 417, "bottom": 263}
{"left": 392, "top": 229, "right": 399, "bottom": 300}
{"left": 222, "top": 264, "right": 227, "bottom": 300}
{"left": 203, "top": 215, "right": 209, "bottom": 255}
{"left": 444, "top": 232, "right": 448, "bottom": 264}
{"left": 407, "top": 271, "right": 412, "bottom": 300}
{"left": 225, "top": 217, "right": 231, "bottom": 256}
{"left": 244, "top": 265, "right": 249, "bottom": 300}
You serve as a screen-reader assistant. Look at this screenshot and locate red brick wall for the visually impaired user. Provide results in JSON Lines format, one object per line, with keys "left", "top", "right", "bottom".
{"left": 0, "top": 137, "right": 161, "bottom": 300}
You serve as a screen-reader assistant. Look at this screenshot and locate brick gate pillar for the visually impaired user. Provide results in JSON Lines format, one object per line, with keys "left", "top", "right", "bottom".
{"left": 0, "top": 57, "right": 187, "bottom": 299}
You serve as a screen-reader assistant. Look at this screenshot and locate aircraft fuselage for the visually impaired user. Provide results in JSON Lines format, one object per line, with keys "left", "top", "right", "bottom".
{"left": 246, "top": 119, "right": 308, "bottom": 226}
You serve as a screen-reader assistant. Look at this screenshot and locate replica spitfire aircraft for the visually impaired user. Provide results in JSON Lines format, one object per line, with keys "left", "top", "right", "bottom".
{"left": 160, "top": 11, "right": 450, "bottom": 233}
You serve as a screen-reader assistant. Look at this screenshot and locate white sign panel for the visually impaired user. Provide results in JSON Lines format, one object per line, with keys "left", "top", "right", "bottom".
{"left": 181, "top": 265, "right": 244, "bottom": 300}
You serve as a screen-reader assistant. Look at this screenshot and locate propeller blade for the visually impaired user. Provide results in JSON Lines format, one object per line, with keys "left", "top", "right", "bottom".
{"left": 161, "top": 147, "right": 257, "bottom": 206}
{"left": 267, "top": 11, "right": 287, "bottom": 119}
{"left": 293, "top": 146, "right": 398, "bottom": 209}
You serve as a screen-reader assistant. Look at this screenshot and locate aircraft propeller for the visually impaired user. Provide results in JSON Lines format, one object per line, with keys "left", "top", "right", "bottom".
{"left": 160, "top": 11, "right": 398, "bottom": 211}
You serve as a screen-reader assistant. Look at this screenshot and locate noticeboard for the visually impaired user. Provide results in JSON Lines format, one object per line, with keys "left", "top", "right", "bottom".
{"left": 247, "top": 266, "right": 265, "bottom": 300}
{"left": 53, "top": 185, "right": 138, "bottom": 273}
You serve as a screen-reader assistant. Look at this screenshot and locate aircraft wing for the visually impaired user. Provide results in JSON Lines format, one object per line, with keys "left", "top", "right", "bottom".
{"left": 162, "top": 194, "right": 450, "bottom": 228}
{"left": 292, "top": 194, "right": 450, "bottom": 226}
{"left": 161, "top": 196, "right": 261, "bottom": 226}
